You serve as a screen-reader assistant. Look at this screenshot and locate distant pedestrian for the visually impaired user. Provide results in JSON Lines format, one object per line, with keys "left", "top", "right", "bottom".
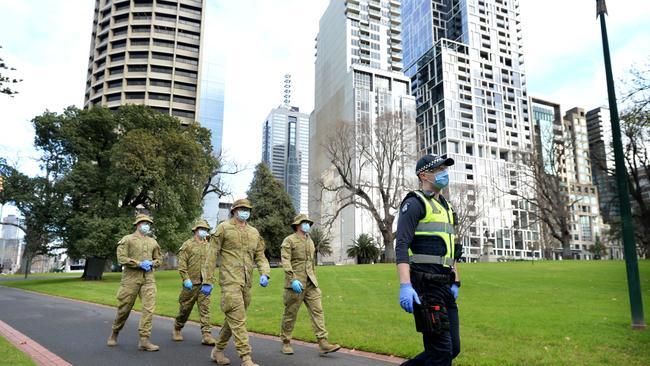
{"left": 172, "top": 218, "right": 217, "bottom": 346}
{"left": 107, "top": 213, "right": 162, "bottom": 351}
{"left": 396, "top": 155, "right": 462, "bottom": 365}
{"left": 279, "top": 214, "right": 340, "bottom": 356}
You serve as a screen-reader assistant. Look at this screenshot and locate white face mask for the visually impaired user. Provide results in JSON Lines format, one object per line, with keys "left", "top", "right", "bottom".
{"left": 300, "top": 222, "right": 311, "bottom": 233}
{"left": 237, "top": 210, "right": 251, "bottom": 221}
{"left": 139, "top": 223, "right": 151, "bottom": 235}
{"left": 197, "top": 229, "right": 209, "bottom": 239}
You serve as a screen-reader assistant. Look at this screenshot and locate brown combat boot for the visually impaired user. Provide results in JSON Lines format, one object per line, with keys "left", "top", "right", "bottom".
{"left": 138, "top": 337, "right": 160, "bottom": 352}
{"left": 106, "top": 331, "right": 119, "bottom": 346}
{"left": 202, "top": 332, "right": 216, "bottom": 345}
{"left": 210, "top": 347, "right": 231, "bottom": 365}
{"left": 172, "top": 326, "right": 183, "bottom": 341}
{"left": 240, "top": 355, "right": 259, "bottom": 366}
{"left": 281, "top": 341, "right": 294, "bottom": 355}
{"left": 318, "top": 338, "right": 341, "bottom": 354}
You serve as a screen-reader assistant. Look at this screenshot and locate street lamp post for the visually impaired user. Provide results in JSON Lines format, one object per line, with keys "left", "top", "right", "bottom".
{"left": 596, "top": 0, "right": 646, "bottom": 329}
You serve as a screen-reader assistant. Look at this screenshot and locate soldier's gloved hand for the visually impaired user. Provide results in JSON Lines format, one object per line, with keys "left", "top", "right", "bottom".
{"left": 291, "top": 280, "right": 303, "bottom": 294}
{"left": 399, "top": 283, "right": 421, "bottom": 313}
{"left": 450, "top": 283, "right": 459, "bottom": 300}
{"left": 259, "top": 275, "right": 269, "bottom": 287}
{"left": 139, "top": 260, "right": 152, "bottom": 272}
{"left": 200, "top": 284, "right": 213, "bottom": 296}
{"left": 183, "top": 279, "right": 193, "bottom": 290}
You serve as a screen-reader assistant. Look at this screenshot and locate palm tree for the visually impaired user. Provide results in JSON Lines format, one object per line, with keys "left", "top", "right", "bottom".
{"left": 347, "top": 233, "right": 380, "bottom": 264}
{"left": 311, "top": 227, "right": 333, "bottom": 266}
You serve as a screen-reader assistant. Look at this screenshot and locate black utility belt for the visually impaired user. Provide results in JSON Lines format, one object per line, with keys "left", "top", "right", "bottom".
{"left": 411, "top": 270, "right": 454, "bottom": 286}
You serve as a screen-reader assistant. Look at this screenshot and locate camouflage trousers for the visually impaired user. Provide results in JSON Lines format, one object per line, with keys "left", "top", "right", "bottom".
{"left": 111, "top": 281, "right": 157, "bottom": 337}
{"left": 280, "top": 281, "right": 328, "bottom": 342}
{"left": 214, "top": 285, "right": 252, "bottom": 357}
{"left": 174, "top": 285, "right": 212, "bottom": 334}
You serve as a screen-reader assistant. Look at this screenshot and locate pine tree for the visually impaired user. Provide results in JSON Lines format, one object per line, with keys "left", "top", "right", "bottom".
{"left": 247, "top": 163, "right": 296, "bottom": 259}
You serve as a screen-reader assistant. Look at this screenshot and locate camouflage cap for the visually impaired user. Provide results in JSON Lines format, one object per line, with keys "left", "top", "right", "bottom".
{"left": 291, "top": 213, "right": 314, "bottom": 227}
{"left": 191, "top": 218, "right": 211, "bottom": 232}
{"left": 231, "top": 198, "right": 253, "bottom": 212}
{"left": 133, "top": 213, "right": 154, "bottom": 226}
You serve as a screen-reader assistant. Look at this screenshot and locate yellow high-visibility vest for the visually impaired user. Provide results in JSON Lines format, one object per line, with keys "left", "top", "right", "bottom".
{"left": 408, "top": 190, "right": 456, "bottom": 267}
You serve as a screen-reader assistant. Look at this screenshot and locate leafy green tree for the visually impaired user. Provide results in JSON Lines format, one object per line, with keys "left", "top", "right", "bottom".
{"left": 28, "top": 105, "right": 216, "bottom": 278}
{"left": 588, "top": 235, "right": 608, "bottom": 259}
{"left": 347, "top": 233, "right": 380, "bottom": 264}
{"left": 0, "top": 157, "right": 65, "bottom": 278}
{"left": 310, "top": 227, "right": 332, "bottom": 265}
{"left": 247, "top": 163, "right": 296, "bottom": 259}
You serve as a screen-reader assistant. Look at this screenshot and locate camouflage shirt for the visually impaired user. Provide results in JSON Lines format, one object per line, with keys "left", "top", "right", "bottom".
{"left": 281, "top": 233, "right": 319, "bottom": 288}
{"left": 116, "top": 233, "right": 161, "bottom": 284}
{"left": 178, "top": 237, "right": 213, "bottom": 285}
{"left": 203, "top": 218, "right": 270, "bottom": 287}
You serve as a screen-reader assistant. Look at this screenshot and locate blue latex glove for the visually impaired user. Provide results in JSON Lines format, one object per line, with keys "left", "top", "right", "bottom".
{"left": 200, "top": 284, "right": 213, "bottom": 296}
{"left": 259, "top": 275, "right": 269, "bottom": 287}
{"left": 139, "top": 260, "right": 152, "bottom": 272}
{"left": 399, "top": 283, "right": 421, "bottom": 313}
{"left": 183, "top": 279, "right": 193, "bottom": 290}
{"left": 291, "top": 279, "right": 303, "bottom": 294}
{"left": 450, "top": 284, "right": 459, "bottom": 300}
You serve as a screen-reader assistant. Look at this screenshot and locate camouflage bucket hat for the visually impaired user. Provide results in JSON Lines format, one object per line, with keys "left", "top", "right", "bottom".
{"left": 231, "top": 198, "right": 253, "bottom": 212}
{"left": 133, "top": 213, "right": 154, "bottom": 226}
{"left": 192, "top": 219, "right": 211, "bottom": 232}
{"left": 291, "top": 213, "right": 314, "bottom": 227}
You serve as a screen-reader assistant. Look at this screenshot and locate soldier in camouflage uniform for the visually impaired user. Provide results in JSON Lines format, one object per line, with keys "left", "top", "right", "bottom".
{"left": 204, "top": 198, "right": 271, "bottom": 366}
{"left": 107, "top": 213, "right": 162, "bottom": 352}
{"left": 279, "top": 214, "right": 340, "bottom": 355}
{"left": 172, "top": 218, "right": 217, "bottom": 345}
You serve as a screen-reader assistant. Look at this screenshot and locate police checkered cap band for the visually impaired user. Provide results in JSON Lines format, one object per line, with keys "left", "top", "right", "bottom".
{"left": 416, "top": 156, "right": 448, "bottom": 174}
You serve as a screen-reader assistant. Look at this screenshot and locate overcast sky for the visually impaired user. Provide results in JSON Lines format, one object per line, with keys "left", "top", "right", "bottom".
{"left": 1, "top": 0, "right": 649, "bottom": 217}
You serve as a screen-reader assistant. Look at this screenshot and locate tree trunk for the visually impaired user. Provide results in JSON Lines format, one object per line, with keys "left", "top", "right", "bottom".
{"left": 561, "top": 232, "right": 573, "bottom": 259}
{"left": 82, "top": 257, "right": 106, "bottom": 280}
{"left": 381, "top": 230, "right": 396, "bottom": 263}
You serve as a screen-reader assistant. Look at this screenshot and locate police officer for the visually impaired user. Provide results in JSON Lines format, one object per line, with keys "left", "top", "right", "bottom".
{"left": 279, "top": 214, "right": 340, "bottom": 356}
{"left": 107, "top": 213, "right": 162, "bottom": 351}
{"left": 396, "top": 155, "right": 462, "bottom": 365}
{"left": 204, "top": 198, "right": 271, "bottom": 366}
{"left": 173, "top": 218, "right": 217, "bottom": 345}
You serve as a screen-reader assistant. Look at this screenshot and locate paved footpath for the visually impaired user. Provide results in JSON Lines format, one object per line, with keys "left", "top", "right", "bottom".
{"left": 0, "top": 286, "right": 404, "bottom": 366}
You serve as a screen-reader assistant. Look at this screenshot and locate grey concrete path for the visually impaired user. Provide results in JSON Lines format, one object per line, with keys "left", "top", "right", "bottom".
{"left": 0, "top": 286, "right": 403, "bottom": 366}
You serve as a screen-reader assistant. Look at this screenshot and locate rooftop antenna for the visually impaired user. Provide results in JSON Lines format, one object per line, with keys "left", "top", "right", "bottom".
{"left": 283, "top": 74, "right": 291, "bottom": 108}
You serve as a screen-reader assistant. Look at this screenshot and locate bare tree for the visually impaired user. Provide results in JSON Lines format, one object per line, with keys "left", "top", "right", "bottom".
{"left": 496, "top": 124, "right": 580, "bottom": 259}
{"left": 202, "top": 151, "right": 247, "bottom": 200}
{"left": 319, "top": 111, "right": 417, "bottom": 263}
{"left": 447, "top": 183, "right": 485, "bottom": 250}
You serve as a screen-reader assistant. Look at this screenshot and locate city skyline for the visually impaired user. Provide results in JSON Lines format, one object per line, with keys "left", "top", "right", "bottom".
{"left": 1, "top": 0, "right": 649, "bottom": 220}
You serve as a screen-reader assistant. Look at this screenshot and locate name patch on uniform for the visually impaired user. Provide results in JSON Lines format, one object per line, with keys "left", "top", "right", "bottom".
{"left": 401, "top": 202, "right": 410, "bottom": 213}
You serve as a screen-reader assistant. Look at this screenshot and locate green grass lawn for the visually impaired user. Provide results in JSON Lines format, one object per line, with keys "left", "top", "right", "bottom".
{"left": 0, "top": 334, "right": 36, "bottom": 366}
{"left": 3, "top": 261, "right": 650, "bottom": 365}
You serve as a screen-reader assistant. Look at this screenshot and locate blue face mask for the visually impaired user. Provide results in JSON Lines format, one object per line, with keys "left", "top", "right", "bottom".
{"left": 300, "top": 222, "right": 311, "bottom": 233}
{"left": 139, "top": 223, "right": 151, "bottom": 235}
{"left": 197, "top": 229, "right": 209, "bottom": 240}
{"left": 238, "top": 210, "right": 250, "bottom": 221}
{"left": 427, "top": 170, "right": 449, "bottom": 189}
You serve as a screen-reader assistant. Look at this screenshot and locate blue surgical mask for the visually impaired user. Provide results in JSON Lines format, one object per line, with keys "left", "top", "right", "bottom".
{"left": 238, "top": 210, "right": 250, "bottom": 221}
{"left": 300, "top": 222, "right": 311, "bottom": 233}
{"left": 433, "top": 170, "right": 450, "bottom": 189}
{"left": 139, "top": 223, "right": 151, "bottom": 235}
{"left": 197, "top": 229, "right": 208, "bottom": 240}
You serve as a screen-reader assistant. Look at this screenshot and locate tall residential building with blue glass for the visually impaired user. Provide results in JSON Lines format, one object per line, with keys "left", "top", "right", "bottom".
{"left": 402, "top": 0, "right": 540, "bottom": 261}
{"left": 199, "top": 0, "right": 225, "bottom": 227}
{"left": 261, "top": 106, "right": 310, "bottom": 213}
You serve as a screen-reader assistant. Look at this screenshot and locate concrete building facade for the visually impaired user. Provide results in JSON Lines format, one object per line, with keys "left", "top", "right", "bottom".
{"left": 310, "top": 0, "right": 417, "bottom": 263}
